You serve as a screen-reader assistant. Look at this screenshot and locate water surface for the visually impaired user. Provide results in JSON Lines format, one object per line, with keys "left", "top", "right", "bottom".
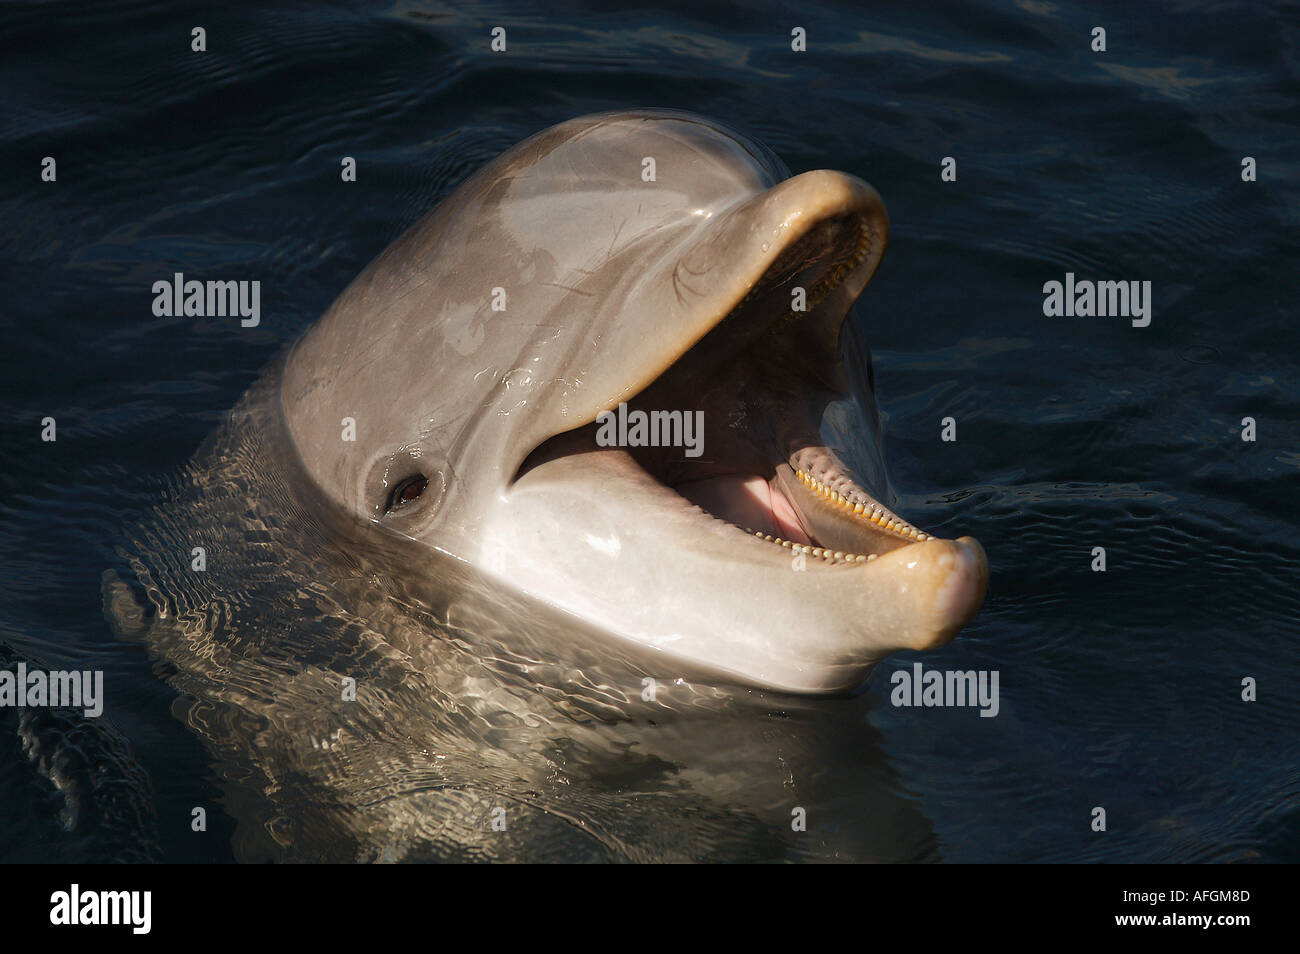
{"left": 1, "top": 0, "right": 1297, "bottom": 862}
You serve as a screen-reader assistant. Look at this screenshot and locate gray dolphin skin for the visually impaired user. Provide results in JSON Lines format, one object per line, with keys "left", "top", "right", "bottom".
{"left": 281, "top": 108, "right": 988, "bottom": 694}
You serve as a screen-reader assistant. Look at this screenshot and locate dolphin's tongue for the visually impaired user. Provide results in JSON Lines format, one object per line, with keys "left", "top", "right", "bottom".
{"left": 673, "top": 457, "right": 922, "bottom": 558}
{"left": 675, "top": 474, "right": 813, "bottom": 545}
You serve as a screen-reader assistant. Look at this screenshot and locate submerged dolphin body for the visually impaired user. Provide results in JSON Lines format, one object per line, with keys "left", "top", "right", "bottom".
{"left": 282, "top": 109, "right": 987, "bottom": 693}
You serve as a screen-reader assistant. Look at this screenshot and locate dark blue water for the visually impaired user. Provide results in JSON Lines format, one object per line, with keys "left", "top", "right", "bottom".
{"left": 1, "top": 0, "right": 1297, "bottom": 862}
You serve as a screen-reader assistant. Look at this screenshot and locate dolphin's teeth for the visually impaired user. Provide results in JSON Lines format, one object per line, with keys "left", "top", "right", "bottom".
{"left": 770, "top": 219, "right": 876, "bottom": 335}
{"left": 748, "top": 468, "right": 926, "bottom": 557}
{"left": 792, "top": 464, "right": 929, "bottom": 541}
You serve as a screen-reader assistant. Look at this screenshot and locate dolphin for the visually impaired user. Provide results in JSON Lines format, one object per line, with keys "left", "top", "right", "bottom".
{"left": 280, "top": 108, "right": 988, "bottom": 694}
{"left": 100, "top": 109, "right": 986, "bottom": 859}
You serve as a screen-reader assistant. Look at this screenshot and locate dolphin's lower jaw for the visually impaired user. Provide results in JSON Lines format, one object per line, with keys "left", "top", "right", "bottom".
{"left": 482, "top": 450, "right": 988, "bottom": 694}
{"left": 494, "top": 186, "right": 988, "bottom": 694}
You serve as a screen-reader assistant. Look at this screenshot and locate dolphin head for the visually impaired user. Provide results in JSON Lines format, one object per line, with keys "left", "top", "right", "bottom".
{"left": 281, "top": 109, "right": 987, "bottom": 693}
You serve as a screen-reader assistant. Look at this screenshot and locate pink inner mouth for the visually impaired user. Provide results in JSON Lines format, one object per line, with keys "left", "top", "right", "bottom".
{"left": 674, "top": 475, "right": 814, "bottom": 545}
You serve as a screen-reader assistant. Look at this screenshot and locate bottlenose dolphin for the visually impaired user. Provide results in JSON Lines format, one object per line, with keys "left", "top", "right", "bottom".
{"left": 281, "top": 109, "right": 987, "bottom": 693}
{"left": 101, "top": 110, "right": 986, "bottom": 859}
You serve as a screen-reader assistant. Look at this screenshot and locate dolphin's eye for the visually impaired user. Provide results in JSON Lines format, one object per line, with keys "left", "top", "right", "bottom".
{"left": 385, "top": 475, "right": 428, "bottom": 513}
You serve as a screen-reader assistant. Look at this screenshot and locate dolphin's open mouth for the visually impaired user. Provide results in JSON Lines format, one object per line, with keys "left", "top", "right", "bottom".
{"left": 281, "top": 113, "right": 989, "bottom": 691}
{"left": 515, "top": 210, "right": 931, "bottom": 566}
